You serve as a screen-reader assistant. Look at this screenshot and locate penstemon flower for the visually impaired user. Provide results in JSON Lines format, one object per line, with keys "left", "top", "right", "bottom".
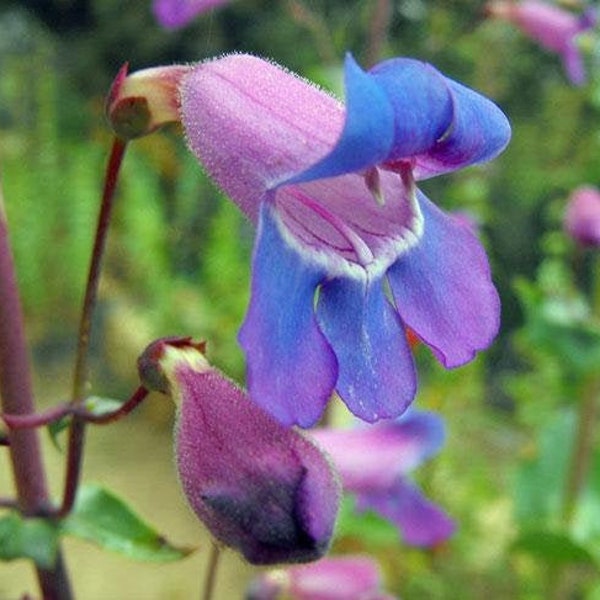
{"left": 246, "top": 555, "right": 395, "bottom": 600}
{"left": 137, "top": 337, "right": 340, "bottom": 565}
{"left": 108, "top": 53, "right": 510, "bottom": 427}
{"left": 486, "top": 1, "right": 597, "bottom": 85}
{"left": 152, "top": 0, "right": 232, "bottom": 29}
{"left": 564, "top": 185, "right": 600, "bottom": 247}
{"left": 312, "top": 410, "right": 455, "bottom": 547}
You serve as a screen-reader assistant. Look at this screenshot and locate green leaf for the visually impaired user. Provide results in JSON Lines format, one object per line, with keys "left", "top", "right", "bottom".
{"left": 83, "top": 395, "right": 126, "bottom": 417}
{"left": 514, "top": 279, "right": 600, "bottom": 376}
{"left": 61, "top": 484, "right": 192, "bottom": 562}
{"left": 512, "top": 530, "right": 596, "bottom": 567}
{"left": 0, "top": 513, "right": 59, "bottom": 569}
{"left": 514, "top": 409, "right": 575, "bottom": 526}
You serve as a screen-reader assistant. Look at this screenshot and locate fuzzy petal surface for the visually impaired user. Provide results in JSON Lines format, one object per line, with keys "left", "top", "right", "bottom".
{"left": 172, "top": 353, "right": 340, "bottom": 564}
{"left": 180, "top": 54, "right": 344, "bottom": 222}
{"left": 388, "top": 192, "right": 500, "bottom": 368}
{"left": 288, "top": 54, "right": 395, "bottom": 183}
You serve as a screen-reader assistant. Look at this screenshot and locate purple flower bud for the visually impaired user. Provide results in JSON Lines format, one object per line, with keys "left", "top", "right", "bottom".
{"left": 106, "top": 63, "right": 191, "bottom": 139}
{"left": 246, "top": 555, "right": 395, "bottom": 600}
{"left": 564, "top": 185, "right": 600, "bottom": 247}
{"left": 137, "top": 337, "right": 340, "bottom": 565}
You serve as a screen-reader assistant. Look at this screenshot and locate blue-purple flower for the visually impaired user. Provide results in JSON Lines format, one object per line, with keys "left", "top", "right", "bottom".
{"left": 312, "top": 410, "right": 455, "bottom": 547}
{"left": 487, "top": 1, "right": 597, "bottom": 85}
{"left": 107, "top": 53, "right": 510, "bottom": 428}
{"left": 153, "top": 0, "right": 231, "bottom": 29}
{"left": 137, "top": 337, "right": 340, "bottom": 565}
{"left": 179, "top": 54, "right": 510, "bottom": 427}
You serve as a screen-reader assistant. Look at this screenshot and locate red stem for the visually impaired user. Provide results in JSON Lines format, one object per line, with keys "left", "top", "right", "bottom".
{"left": 3, "top": 403, "right": 73, "bottom": 430}
{"left": 81, "top": 386, "right": 149, "bottom": 424}
{"left": 0, "top": 184, "right": 73, "bottom": 597}
{"left": 59, "top": 138, "right": 127, "bottom": 518}
{"left": 3, "top": 386, "right": 149, "bottom": 432}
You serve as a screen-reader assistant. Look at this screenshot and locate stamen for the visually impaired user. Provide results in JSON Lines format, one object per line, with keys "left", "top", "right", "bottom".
{"left": 364, "top": 167, "right": 385, "bottom": 206}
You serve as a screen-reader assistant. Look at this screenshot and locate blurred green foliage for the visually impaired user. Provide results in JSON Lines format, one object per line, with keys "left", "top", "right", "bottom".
{"left": 1, "top": 0, "right": 600, "bottom": 598}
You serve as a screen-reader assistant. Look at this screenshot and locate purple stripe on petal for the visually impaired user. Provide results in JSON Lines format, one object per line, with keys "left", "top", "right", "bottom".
{"left": 287, "top": 54, "right": 395, "bottom": 184}
{"left": 316, "top": 276, "right": 417, "bottom": 422}
{"left": 388, "top": 192, "right": 500, "bottom": 368}
{"left": 239, "top": 201, "right": 338, "bottom": 428}
{"left": 180, "top": 54, "right": 343, "bottom": 222}
{"left": 356, "top": 478, "right": 456, "bottom": 547}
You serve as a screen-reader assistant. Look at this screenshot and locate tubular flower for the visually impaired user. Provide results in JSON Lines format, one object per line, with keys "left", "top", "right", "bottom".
{"left": 246, "top": 555, "right": 395, "bottom": 600}
{"left": 486, "top": 1, "right": 597, "bottom": 85}
{"left": 311, "top": 410, "right": 455, "bottom": 547}
{"left": 179, "top": 53, "right": 510, "bottom": 427}
{"left": 564, "top": 185, "right": 600, "bottom": 247}
{"left": 137, "top": 337, "right": 340, "bottom": 565}
{"left": 153, "top": 0, "right": 231, "bottom": 29}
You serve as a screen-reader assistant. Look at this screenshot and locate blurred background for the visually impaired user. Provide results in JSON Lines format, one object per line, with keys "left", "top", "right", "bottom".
{"left": 1, "top": 0, "right": 600, "bottom": 598}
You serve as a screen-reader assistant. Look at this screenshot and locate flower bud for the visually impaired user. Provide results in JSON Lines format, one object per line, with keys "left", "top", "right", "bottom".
{"left": 106, "top": 63, "right": 191, "bottom": 140}
{"left": 564, "top": 185, "right": 600, "bottom": 247}
{"left": 137, "top": 337, "right": 340, "bottom": 565}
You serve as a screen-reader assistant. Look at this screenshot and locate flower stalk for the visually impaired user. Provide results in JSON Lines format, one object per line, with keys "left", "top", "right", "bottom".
{"left": 59, "top": 137, "right": 127, "bottom": 517}
{"left": 201, "top": 544, "right": 222, "bottom": 600}
{"left": 562, "top": 374, "right": 600, "bottom": 525}
{"left": 0, "top": 181, "right": 73, "bottom": 597}
{"left": 4, "top": 386, "right": 149, "bottom": 430}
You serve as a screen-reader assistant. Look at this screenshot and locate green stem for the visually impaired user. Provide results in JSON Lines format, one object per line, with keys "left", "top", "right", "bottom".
{"left": 286, "top": 0, "right": 337, "bottom": 65}
{"left": 562, "top": 375, "right": 600, "bottom": 525}
{"left": 58, "top": 138, "right": 127, "bottom": 517}
{"left": 562, "top": 254, "right": 600, "bottom": 523}
{"left": 0, "top": 181, "right": 73, "bottom": 598}
{"left": 201, "top": 544, "right": 221, "bottom": 600}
